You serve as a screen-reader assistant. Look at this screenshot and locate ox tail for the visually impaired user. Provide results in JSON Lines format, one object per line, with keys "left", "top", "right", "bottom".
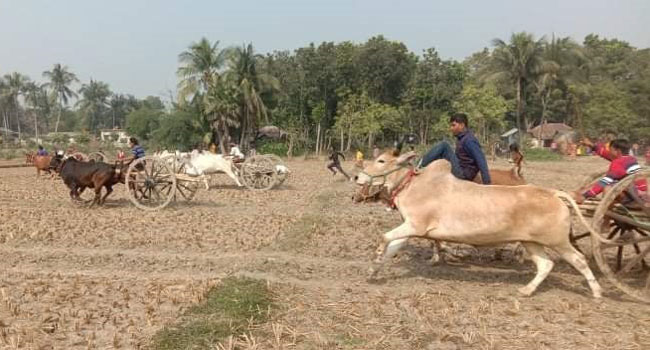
{"left": 554, "top": 190, "right": 614, "bottom": 244}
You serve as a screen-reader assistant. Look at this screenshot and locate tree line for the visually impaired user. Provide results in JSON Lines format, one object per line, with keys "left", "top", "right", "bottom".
{"left": 1, "top": 32, "right": 648, "bottom": 154}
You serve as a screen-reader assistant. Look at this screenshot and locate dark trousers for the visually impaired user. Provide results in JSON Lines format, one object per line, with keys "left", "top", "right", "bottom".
{"left": 327, "top": 161, "right": 350, "bottom": 179}
{"left": 419, "top": 141, "right": 463, "bottom": 179}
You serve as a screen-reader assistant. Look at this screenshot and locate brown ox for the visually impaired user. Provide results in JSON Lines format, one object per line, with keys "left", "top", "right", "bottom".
{"left": 354, "top": 149, "right": 607, "bottom": 298}
{"left": 475, "top": 152, "right": 525, "bottom": 186}
{"left": 32, "top": 155, "right": 53, "bottom": 176}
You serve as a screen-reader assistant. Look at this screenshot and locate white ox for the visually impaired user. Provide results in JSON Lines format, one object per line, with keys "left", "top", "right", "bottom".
{"left": 178, "top": 151, "right": 243, "bottom": 189}
{"left": 354, "top": 149, "right": 609, "bottom": 298}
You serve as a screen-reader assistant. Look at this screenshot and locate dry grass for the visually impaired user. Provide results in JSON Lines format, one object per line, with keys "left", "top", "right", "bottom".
{"left": 0, "top": 157, "right": 649, "bottom": 349}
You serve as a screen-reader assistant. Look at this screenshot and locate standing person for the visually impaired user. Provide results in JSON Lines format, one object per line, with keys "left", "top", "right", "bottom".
{"left": 355, "top": 149, "right": 364, "bottom": 169}
{"left": 372, "top": 145, "right": 380, "bottom": 159}
{"left": 632, "top": 143, "right": 640, "bottom": 157}
{"left": 36, "top": 145, "right": 48, "bottom": 156}
{"left": 327, "top": 148, "right": 350, "bottom": 180}
{"left": 418, "top": 113, "right": 491, "bottom": 184}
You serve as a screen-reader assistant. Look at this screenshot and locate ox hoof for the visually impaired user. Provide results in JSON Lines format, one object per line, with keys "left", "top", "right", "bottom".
{"left": 517, "top": 286, "right": 535, "bottom": 297}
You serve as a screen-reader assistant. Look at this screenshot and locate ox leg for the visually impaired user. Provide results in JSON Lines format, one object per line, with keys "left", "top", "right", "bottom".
{"left": 554, "top": 244, "right": 602, "bottom": 298}
{"left": 101, "top": 186, "right": 113, "bottom": 205}
{"left": 519, "top": 242, "right": 554, "bottom": 296}
{"left": 90, "top": 187, "right": 102, "bottom": 208}
{"left": 369, "top": 223, "right": 416, "bottom": 279}
{"left": 226, "top": 168, "right": 242, "bottom": 187}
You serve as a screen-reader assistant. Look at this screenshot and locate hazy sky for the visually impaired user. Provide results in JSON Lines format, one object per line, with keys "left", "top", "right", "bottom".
{"left": 1, "top": 0, "right": 648, "bottom": 99}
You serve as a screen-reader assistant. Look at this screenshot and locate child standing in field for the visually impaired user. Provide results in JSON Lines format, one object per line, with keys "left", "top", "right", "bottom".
{"left": 355, "top": 149, "right": 364, "bottom": 169}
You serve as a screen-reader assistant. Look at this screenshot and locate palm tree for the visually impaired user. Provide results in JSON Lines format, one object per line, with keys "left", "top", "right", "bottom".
{"left": 487, "top": 32, "right": 546, "bottom": 141}
{"left": 108, "top": 94, "right": 129, "bottom": 129}
{"left": 77, "top": 79, "right": 111, "bottom": 132}
{"left": 43, "top": 64, "right": 79, "bottom": 133}
{"left": 177, "top": 37, "right": 230, "bottom": 151}
{"left": 2, "top": 72, "right": 30, "bottom": 140}
{"left": 24, "top": 82, "right": 45, "bottom": 141}
{"left": 227, "top": 43, "right": 280, "bottom": 145}
{"left": 0, "top": 77, "right": 9, "bottom": 141}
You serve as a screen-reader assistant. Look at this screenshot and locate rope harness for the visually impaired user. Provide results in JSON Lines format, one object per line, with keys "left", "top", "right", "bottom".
{"left": 389, "top": 168, "right": 418, "bottom": 209}
{"left": 358, "top": 163, "right": 420, "bottom": 209}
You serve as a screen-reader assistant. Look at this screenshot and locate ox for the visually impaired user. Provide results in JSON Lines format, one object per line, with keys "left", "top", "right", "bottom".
{"left": 51, "top": 155, "right": 126, "bottom": 207}
{"left": 179, "top": 151, "right": 243, "bottom": 188}
{"left": 33, "top": 155, "right": 53, "bottom": 176}
{"left": 354, "top": 149, "right": 608, "bottom": 298}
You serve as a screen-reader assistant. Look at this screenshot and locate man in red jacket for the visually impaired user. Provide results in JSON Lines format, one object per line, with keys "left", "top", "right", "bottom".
{"left": 573, "top": 139, "right": 647, "bottom": 204}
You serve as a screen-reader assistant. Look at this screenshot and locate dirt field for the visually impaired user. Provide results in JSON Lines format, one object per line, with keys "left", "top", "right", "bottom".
{"left": 0, "top": 156, "right": 649, "bottom": 349}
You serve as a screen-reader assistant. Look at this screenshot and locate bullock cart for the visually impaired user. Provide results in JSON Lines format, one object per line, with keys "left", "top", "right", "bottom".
{"left": 568, "top": 168, "right": 650, "bottom": 302}
{"left": 122, "top": 153, "right": 286, "bottom": 211}
{"left": 234, "top": 154, "right": 288, "bottom": 191}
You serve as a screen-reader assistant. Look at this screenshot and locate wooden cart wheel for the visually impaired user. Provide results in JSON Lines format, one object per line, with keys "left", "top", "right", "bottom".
{"left": 162, "top": 155, "right": 200, "bottom": 201}
{"left": 592, "top": 168, "right": 650, "bottom": 303}
{"left": 570, "top": 171, "right": 609, "bottom": 253}
{"left": 265, "top": 154, "right": 289, "bottom": 187}
{"left": 125, "top": 156, "right": 176, "bottom": 211}
{"left": 239, "top": 155, "right": 277, "bottom": 191}
{"left": 89, "top": 152, "right": 107, "bottom": 163}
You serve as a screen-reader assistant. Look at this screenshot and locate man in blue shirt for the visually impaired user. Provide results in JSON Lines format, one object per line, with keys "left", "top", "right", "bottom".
{"left": 36, "top": 145, "right": 48, "bottom": 156}
{"left": 418, "top": 113, "right": 491, "bottom": 184}
{"left": 128, "top": 137, "right": 145, "bottom": 160}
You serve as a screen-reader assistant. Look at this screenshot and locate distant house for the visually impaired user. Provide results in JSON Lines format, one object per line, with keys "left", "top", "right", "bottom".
{"left": 528, "top": 123, "right": 573, "bottom": 148}
{"left": 99, "top": 129, "right": 130, "bottom": 147}
{"left": 500, "top": 128, "right": 519, "bottom": 146}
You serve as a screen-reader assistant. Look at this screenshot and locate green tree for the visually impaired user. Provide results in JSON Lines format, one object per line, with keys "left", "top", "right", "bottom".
{"left": 452, "top": 84, "right": 509, "bottom": 144}
{"left": 43, "top": 64, "right": 79, "bottom": 133}
{"left": 77, "top": 79, "right": 111, "bottom": 132}
{"left": 125, "top": 106, "right": 163, "bottom": 141}
{"left": 177, "top": 37, "right": 230, "bottom": 151}
{"left": 582, "top": 82, "right": 638, "bottom": 139}
{"left": 1, "top": 72, "right": 30, "bottom": 140}
{"left": 227, "top": 43, "right": 279, "bottom": 145}
{"left": 153, "top": 109, "right": 207, "bottom": 150}
{"left": 356, "top": 35, "right": 416, "bottom": 105}
{"left": 405, "top": 48, "right": 466, "bottom": 144}
{"left": 487, "top": 32, "right": 546, "bottom": 140}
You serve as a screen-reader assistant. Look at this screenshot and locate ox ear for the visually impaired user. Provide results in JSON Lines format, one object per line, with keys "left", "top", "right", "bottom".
{"left": 395, "top": 151, "right": 417, "bottom": 165}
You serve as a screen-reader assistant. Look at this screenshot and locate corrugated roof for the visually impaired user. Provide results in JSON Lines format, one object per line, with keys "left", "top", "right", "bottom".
{"left": 501, "top": 128, "right": 519, "bottom": 138}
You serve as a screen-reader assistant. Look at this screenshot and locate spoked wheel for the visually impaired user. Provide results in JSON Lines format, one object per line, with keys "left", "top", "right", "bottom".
{"left": 570, "top": 171, "right": 612, "bottom": 254}
{"left": 162, "top": 155, "right": 200, "bottom": 201}
{"left": 266, "top": 154, "right": 289, "bottom": 187}
{"left": 239, "top": 155, "right": 277, "bottom": 191}
{"left": 89, "top": 152, "right": 107, "bottom": 163}
{"left": 592, "top": 168, "right": 650, "bottom": 303}
{"left": 125, "top": 156, "right": 176, "bottom": 211}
